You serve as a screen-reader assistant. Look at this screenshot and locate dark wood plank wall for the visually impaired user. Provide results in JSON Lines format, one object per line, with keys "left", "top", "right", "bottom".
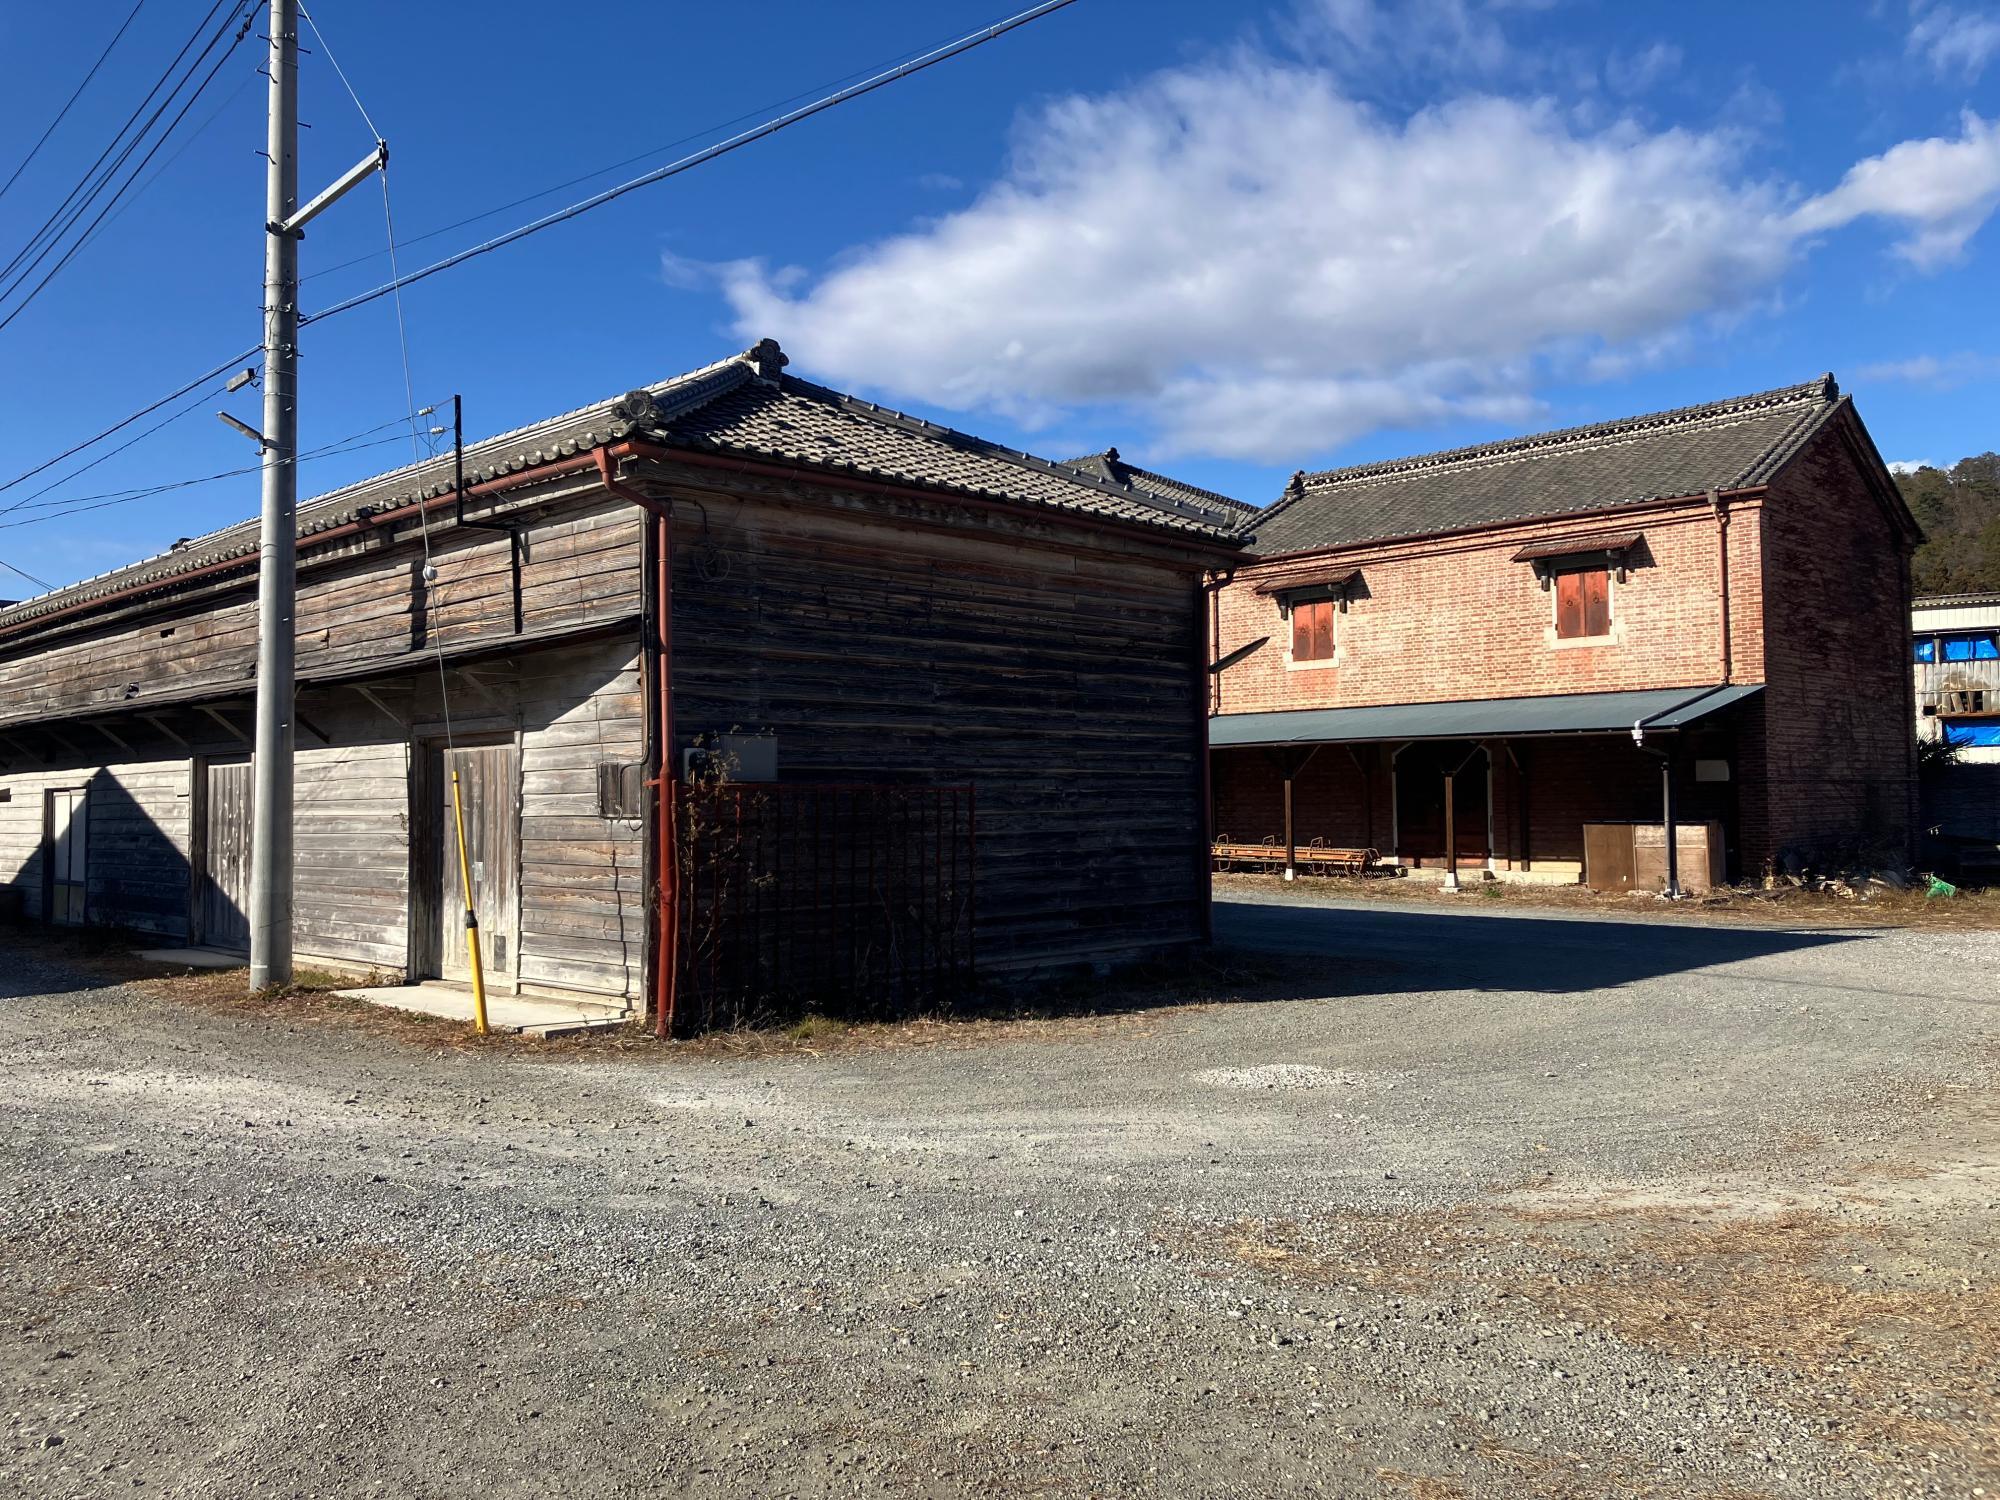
{"left": 667, "top": 484, "right": 1208, "bottom": 975}
{"left": 2, "top": 467, "right": 1214, "bottom": 997}
{"left": 0, "top": 493, "right": 642, "bottom": 729}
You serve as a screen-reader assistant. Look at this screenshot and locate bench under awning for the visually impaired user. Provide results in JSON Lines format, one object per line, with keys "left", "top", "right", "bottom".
{"left": 1208, "top": 683, "right": 1763, "bottom": 749}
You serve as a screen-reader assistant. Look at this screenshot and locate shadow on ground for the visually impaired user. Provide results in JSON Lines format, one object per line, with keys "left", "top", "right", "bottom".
{"left": 1208, "top": 893, "right": 1867, "bottom": 999}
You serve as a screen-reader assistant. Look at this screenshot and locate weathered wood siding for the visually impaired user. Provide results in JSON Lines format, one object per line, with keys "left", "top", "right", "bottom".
{"left": 1, "top": 629, "right": 647, "bottom": 1003}
{"left": 293, "top": 739, "right": 410, "bottom": 972}
{"left": 666, "top": 479, "right": 1208, "bottom": 976}
{"left": 0, "top": 492, "right": 642, "bottom": 729}
{"left": 0, "top": 759, "right": 192, "bottom": 935}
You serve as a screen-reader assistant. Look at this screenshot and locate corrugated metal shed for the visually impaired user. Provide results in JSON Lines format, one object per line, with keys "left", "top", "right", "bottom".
{"left": 1914, "top": 594, "right": 2000, "bottom": 632}
{"left": 1208, "top": 684, "right": 1763, "bottom": 747}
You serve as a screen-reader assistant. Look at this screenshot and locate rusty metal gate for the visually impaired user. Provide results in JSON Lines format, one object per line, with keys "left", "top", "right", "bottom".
{"left": 670, "top": 783, "right": 975, "bottom": 1030}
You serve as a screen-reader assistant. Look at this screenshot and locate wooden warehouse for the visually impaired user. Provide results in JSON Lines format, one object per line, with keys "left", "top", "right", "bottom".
{"left": 0, "top": 339, "right": 1242, "bottom": 1028}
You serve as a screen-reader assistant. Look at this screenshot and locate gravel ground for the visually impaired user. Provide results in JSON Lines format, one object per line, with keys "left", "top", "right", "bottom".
{"left": 3, "top": 892, "right": 1998, "bottom": 1499}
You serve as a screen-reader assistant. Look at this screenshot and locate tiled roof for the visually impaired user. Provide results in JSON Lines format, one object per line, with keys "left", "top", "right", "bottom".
{"left": 1249, "top": 376, "right": 1849, "bottom": 557}
{"left": 1061, "top": 448, "right": 1257, "bottom": 528}
{"left": 0, "top": 341, "right": 1240, "bottom": 634}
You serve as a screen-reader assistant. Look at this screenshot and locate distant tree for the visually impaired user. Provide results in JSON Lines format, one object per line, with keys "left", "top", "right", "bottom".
{"left": 1899, "top": 452, "right": 2000, "bottom": 595}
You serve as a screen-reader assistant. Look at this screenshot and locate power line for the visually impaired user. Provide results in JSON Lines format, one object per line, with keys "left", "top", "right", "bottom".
{"left": 0, "top": 379, "right": 234, "bottom": 520}
{"left": 0, "top": 0, "right": 1081, "bottom": 506}
{"left": 298, "top": 14, "right": 1018, "bottom": 289}
{"left": 0, "top": 0, "right": 259, "bottom": 331}
{"left": 0, "top": 0, "right": 150, "bottom": 207}
{"left": 301, "top": 0, "right": 1080, "bottom": 327}
{"left": 0, "top": 417, "right": 437, "bottom": 533}
{"left": 297, "top": 4, "right": 381, "bottom": 144}
{"left": 0, "top": 556, "right": 55, "bottom": 591}
{"left": 0, "top": 0, "right": 235, "bottom": 288}
{"left": 71, "top": 64, "right": 262, "bottom": 264}
{"left": 0, "top": 346, "right": 260, "bottom": 503}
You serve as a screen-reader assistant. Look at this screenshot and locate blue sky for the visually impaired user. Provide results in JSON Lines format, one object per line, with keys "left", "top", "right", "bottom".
{"left": 1, "top": 0, "right": 1997, "bottom": 596}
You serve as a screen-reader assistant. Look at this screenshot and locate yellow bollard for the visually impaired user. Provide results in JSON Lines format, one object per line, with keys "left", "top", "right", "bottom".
{"left": 449, "top": 768, "right": 490, "bottom": 1035}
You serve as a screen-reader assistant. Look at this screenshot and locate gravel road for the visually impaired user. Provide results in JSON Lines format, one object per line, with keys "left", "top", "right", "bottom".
{"left": 3, "top": 892, "right": 1997, "bottom": 1499}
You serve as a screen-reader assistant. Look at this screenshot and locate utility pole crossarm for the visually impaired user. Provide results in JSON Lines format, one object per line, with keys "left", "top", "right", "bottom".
{"left": 278, "top": 140, "right": 387, "bottom": 236}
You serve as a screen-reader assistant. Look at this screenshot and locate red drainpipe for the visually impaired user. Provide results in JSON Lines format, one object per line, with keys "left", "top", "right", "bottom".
{"left": 593, "top": 448, "right": 678, "bottom": 1036}
{"left": 1710, "top": 489, "right": 1733, "bottom": 686}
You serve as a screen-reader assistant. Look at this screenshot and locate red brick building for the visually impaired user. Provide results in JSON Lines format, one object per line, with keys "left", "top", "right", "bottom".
{"left": 1209, "top": 375, "right": 1920, "bottom": 887}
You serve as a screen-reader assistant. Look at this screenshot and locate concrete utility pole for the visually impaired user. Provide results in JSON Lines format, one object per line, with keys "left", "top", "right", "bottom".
{"left": 247, "top": 1, "right": 386, "bottom": 990}
{"left": 249, "top": 0, "right": 300, "bottom": 991}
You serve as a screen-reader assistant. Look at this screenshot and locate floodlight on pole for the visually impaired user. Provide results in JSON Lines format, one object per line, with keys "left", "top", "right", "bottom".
{"left": 216, "top": 410, "right": 271, "bottom": 448}
{"left": 225, "top": 368, "right": 258, "bottom": 394}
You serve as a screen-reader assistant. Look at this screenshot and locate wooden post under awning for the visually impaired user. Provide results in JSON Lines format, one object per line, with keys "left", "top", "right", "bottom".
{"left": 1278, "top": 744, "right": 1321, "bottom": 880}
{"left": 1442, "top": 771, "right": 1459, "bottom": 892}
{"left": 1283, "top": 773, "right": 1295, "bottom": 880}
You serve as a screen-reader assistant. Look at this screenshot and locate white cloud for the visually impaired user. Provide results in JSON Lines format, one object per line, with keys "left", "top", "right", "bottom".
{"left": 703, "top": 64, "right": 1801, "bottom": 460}
{"left": 1790, "top": 111, "right": 2000, "bottom": 267}
{"left": 673, "top": 19, "right": 2000, "bottom": 464}
{"left": 1908, "top": 3, "right": 2000, "bottom": 79}
{"left": 1605, "top": 41, "right": 1684, "bottom": 95}
{"left": 1887, "top": 459, "right": 1936, "bottom": 474}
{"left": 1287, "top": 0, "right": 1514, "bottom": 80}
{"left": 1854, "top": 352, "right": 2000, "bottom": 387}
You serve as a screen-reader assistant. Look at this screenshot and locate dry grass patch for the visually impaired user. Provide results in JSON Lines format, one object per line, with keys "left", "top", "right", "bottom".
{"left": 1216, "top": 871, "right": 2000, "bottom": 929}
{"left": 1196, "top": 1208, "right": 1487, "bottom": 1295}
{"left": 8, "top": 924, "right": 1305, "bottom": 1062}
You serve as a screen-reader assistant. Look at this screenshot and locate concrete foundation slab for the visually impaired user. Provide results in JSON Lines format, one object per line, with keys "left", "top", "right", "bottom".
{"left": 336, "top": 981, "right": 632, "bottom": 1037}
{"left": 134, "top": 946, "right": 248, "bottom": 969}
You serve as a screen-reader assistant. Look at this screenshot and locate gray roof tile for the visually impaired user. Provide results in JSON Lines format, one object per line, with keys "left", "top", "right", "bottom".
{"left": 1061, "top": 448, "right": 1256, "bottom": 528}
{"left": 0, "top": 342, "right": 1239, "bottom": 634}
{"left": 1249, "top": 375, "right": 1847, "bottom": 556}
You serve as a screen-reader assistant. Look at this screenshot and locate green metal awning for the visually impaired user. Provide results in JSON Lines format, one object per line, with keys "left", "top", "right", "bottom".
{"left": 1208, "top": 683, "right": 1762, "bottom": 749}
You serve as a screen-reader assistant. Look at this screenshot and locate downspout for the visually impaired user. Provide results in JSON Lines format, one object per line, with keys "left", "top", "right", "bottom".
{"left": 594, "top": 448, "right": 678, "bottom": 1036}
{"left": 1709, "top": 489, "right": 1733, "bottom": 685}
{"left": 1195, "top": 572, "right": 1219, "bottom": 942}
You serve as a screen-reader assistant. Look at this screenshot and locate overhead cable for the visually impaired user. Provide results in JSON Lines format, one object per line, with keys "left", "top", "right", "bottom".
{"left": 301, "top": 0, "right": 1080, "bottom": 327}
{"left": 0, "top": 0, "right": 150, "bottom": 207}
{"left": 0, "top": 0, "right": 260, "bottom": 331}
{"left": 0, "top": 0, "right": 235, "bottom": 287}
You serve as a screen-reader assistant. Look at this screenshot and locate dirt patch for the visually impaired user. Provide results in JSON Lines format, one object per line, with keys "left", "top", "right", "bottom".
{"left": 0, "top": 925, "right": 1308, "bottom": 1062}
{"left": 1185, "top": 1180, "right": 2000, "bottom": 1487}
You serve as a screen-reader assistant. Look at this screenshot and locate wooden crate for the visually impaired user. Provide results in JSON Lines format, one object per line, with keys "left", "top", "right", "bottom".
{"left": 1633, "top": 820, "right": 1727, "bottom": 893}
{"left": 1582, "top": 822, "right": 1637, "bottom": 892}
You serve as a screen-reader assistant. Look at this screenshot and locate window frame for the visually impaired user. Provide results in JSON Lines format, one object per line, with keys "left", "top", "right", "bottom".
{"left": 1549, "top": 563, "right": 1614, "bottom": 643}
{"left": 1285, "top": 594, "right": 1340, "bottom": 670}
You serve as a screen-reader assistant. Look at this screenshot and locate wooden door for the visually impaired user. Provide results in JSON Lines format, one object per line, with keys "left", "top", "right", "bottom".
{"left": 198, "top": 758, "right": 254, "bottom": 951}
{"left": 428, "top": 741, "right": 519, "bottom": 985}
{"left": 44, "top": 788, "right": 88, "bottom": 926}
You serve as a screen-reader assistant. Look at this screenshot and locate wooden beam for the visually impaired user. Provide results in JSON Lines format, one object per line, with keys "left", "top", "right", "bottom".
{"left": 0, "top": 731, "right": 44, "bottom": 766}
{"left": 295, "top": 712, "right": 330, "bottom": 746}
{"left": 198, "top": 706, "right": 248, "bottom": 744}
{"left": 352, "top": 684, "right": 403, "bottom": 725}
{"left": 91, "top": 722, "right": 133, "bottom": 754}
{"left": 143, "top": 713, "right": 190, "bottom": 749}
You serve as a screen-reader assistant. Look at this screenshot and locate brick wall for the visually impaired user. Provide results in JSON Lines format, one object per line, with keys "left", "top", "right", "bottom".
{"left": 1756, "top": 413, "right": 1917, "bottom": 865}
{"left": 1213, "top": 499, "right": 1764, "bottom": 717}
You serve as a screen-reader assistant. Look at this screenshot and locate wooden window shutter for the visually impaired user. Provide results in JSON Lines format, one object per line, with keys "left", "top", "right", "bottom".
{"left": 1555, "top": 571, "right": 1584, "bottom": 638}
{"left": 1292, "top": 599, "right": 1335, "bottom": 662}
{"left": 1555, "top": 568, "right": 1610, "bottom": 639}
{"left": 1581, "top": 568, "right": 1610, "bottom": 637}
